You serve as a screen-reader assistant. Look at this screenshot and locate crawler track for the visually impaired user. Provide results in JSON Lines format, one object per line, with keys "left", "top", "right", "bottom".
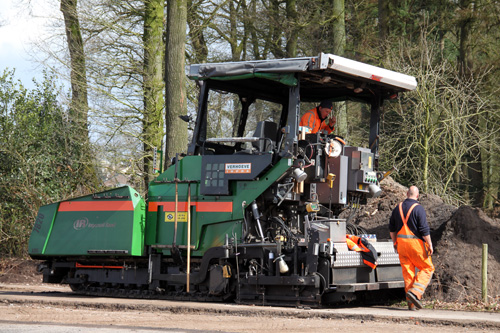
{"left": 70, "top": 283, "right": 228, "bottom": 303}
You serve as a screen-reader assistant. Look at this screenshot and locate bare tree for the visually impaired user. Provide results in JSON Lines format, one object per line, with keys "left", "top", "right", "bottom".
{"left": 60, "top": 0, "right": 89, "bottom": 142}
{"left": 165, "top": 0, "right": 188, "bottom": 166}
{"left": 66, "top": 1, "right": 167, "bottom": 192}
{"left": 381, "top": 36, "right": 498, "bottom": 205}
{"left": 143, "top": 0, "right": 165, "bottom": 187}
{"left": 187, "top": 0, "right": 209, "bottom": 63}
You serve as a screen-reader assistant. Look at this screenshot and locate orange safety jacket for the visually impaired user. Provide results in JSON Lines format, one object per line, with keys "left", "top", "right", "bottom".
{"left": 299, "top": 108, "right": 334, "bottom": 134}
{"left": 346, "top": 234, "right": 378, "bottom": 269}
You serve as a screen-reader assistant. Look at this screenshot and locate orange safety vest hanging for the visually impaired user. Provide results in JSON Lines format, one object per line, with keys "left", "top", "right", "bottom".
{"left": 346, "top": 234, "right": 378, "bottom": 269}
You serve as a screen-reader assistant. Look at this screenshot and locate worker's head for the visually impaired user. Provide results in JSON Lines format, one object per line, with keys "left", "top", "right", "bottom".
{"left": 318, "top": 100, "right": 333, "bottom": 119}
{"left": 407, "top": 186, "right": 419, "bottom": 200}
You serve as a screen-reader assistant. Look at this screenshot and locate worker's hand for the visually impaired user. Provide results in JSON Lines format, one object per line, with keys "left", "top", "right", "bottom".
{"left": 427, "top": 243, "right": 433, "bottom": 256}
{"left": 393, "top": 243, "right": 397, "bottom": 253}
{"left": 329, "top": 115, "right": 336, "bottom": 128}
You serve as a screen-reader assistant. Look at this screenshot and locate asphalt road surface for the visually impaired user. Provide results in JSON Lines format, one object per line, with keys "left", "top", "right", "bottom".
{"left": 1, "top": 283, "right": 499, "bottom": 332}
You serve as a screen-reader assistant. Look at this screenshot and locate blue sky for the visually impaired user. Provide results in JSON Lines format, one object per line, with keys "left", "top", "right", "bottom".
{"left": 0, "top": 0, "right": 51, "bottom": 89}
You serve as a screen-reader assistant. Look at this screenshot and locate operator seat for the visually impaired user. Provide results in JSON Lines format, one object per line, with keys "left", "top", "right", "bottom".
{"left": 252, "top": 121, "right": 278, "bottom": 153}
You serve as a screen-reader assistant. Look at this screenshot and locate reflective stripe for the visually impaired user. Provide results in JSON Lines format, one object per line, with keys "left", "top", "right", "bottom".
{"left": 397, "top": 234, "right": 419, "bottom": 239}
{"left": 409, "top": 287, "right": 423, "bottom": 298}
{"left": 302, "top": 110, "right": 318, "bottom": 131}
{"left": 300, "top": 108, "right": 333, "bottom": 134}
{"left": 413, "top": 282, "right": 426, "bottom": 289}
{"left": 396, "top": 201, "right": 434, "bottom": 300}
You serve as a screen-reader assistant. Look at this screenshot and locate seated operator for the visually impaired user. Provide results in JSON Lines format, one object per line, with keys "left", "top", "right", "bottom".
{"left": 299, "top": 100, "right": 336, "bottom": 134}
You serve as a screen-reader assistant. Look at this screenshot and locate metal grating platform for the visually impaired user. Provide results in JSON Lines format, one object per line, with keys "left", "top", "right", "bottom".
{"left": 332, "top": 241, "right": 400, "bottom": 268}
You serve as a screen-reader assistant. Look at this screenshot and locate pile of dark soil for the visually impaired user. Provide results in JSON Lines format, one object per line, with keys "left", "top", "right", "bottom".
{"left": 0, "top": 258, "right": 40, "bottom": 284}
{"left": 344, "top": 177, "right": 500, "bottom": 303}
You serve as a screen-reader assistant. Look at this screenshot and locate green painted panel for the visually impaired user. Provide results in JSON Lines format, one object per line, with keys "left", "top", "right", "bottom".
{"left": 147, "top": 156, "right": 292, "bottom": 256}
{"left": 44, "top": 211, "right": 133, "bottom": 255}
{"left": 154, "top": 155, "right": 202, "bottom": 183}
{"left": 28, "top": 186, "right": 146, "bottom": 257}
{"left": 28, "top": 203, "right": 59, "bottom": 256}
{"left": 131, "top": 201, "right": 146, "bottom": 255}
{"left": 199, "top": 220, "right": 243, "bottom": 250}
{"left": 146, "top": 210, "right": 159, "bottom": 245}
{"left": 147, "top": 156, "right": 202, "bottom": 246}
{"left": 154, "top": 210, "right": 233, "bottom": 251}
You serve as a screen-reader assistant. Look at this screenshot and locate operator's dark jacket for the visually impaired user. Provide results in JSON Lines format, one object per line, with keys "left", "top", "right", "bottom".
{"left": 389, "top": 198, "right": 430, "bottom": 240}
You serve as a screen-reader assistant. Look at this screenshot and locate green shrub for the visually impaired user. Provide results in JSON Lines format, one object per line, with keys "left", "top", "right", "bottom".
{"left": 0, "top": 70, "right": 95, "bottom": 257}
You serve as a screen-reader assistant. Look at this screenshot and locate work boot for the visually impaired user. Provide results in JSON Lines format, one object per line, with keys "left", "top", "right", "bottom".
{"left": 406, "top": 291, "right": 423, "bottom": 309}
{"left": 408, "top": 303, "right": 418, "bottom": 311}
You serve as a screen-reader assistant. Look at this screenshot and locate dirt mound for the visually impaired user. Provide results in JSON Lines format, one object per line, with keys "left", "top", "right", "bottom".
{"left": 0, "top": 258, "right": 41, "bottom": 285}
{"left": 431, "top": 206, "right": 500, "bottom": 302}
{"left": 345, "top": 177, "right": 500, "bottom": 303}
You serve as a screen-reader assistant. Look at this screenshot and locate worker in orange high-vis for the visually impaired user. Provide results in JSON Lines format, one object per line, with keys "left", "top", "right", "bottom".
{"left": 299, "top": 100, "right": 336, "bottom": 134}
{"left": 389, "top": 186, "right": 434, "bottom": 311}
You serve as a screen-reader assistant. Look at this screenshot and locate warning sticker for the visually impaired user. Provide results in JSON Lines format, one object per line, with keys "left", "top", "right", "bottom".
{"left": 225, "top": 163, "right": 251, "bottom": 174}
{"left": 165, "top": 212, "right": 187, "bottom": 222}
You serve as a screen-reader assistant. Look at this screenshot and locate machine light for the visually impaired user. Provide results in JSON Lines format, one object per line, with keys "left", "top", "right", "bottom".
{"left": 292, "top": 168, "right": 307, "bottom": 182}
{"left": 325, "top": 139, "right": 343, "bottom": 158}
{"left": 368, "top": 184, "right": 382, "bottom": 198}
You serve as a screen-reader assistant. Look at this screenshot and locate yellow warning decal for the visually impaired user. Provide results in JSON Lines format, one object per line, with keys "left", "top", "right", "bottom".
{"left": 368, "top": 156, "right": 372, "bottom": 169}
{"left": 165, "top": 212, "right": 187, "bottom": 222}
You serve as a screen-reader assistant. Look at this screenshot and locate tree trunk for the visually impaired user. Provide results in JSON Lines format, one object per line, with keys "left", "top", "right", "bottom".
{"left": 248, "top": 0, "right": 262, "bottom": 59}
{"left": 187, "top": 0, "right": 208, "bottom": 63}
{"left": 378, "top": 0, "right": 389, "bottom": 41}
{"left": 423, "top": 104, "right": 431, "bottom": 193}
{"left": 228, "top": 0, "right": 244, "bottom": 61}
{"left": 165, "top": 0, "right": 188, "bottom": 167}
{"left": 331, "top": 0, "right": 345, "bottom": 56}
{"left": 457, "top": 0, "right": 484, "bottom": 205}
{"left": 60, "top": 0, "right": 89, "bottom": 142}
{"left": 143, "top": 0, "right": 165, "bottom": 189}
{"left": 285, "top": 0, "right": 298, "bottom": 58}
{"left": 480, "top": 112, "right": 496, "bottom": 210}
{"left": 269, "top": 0, "right": 284, "bottom": 59}
{"left": 457, "top": 0, "right": 473, "bottom": 79}
{"left": 331, "top": 0, "right": 347, "bottom": 137}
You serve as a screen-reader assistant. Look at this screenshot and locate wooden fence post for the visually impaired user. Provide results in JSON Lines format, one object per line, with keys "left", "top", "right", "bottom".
{"left": 482, "top": 243, "right": 488, "bottom": 304}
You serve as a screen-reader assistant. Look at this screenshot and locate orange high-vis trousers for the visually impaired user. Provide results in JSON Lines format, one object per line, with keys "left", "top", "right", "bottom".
{"left": 397, "top": 237, "right": 434, "bottom": 299}
{"left": 396, "top": 203, "right": 434, "bottom": 300}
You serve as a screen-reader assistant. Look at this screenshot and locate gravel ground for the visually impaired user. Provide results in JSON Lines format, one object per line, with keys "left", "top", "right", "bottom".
{"left": 1, "top": 283, "right": 499, "bottom": 332}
